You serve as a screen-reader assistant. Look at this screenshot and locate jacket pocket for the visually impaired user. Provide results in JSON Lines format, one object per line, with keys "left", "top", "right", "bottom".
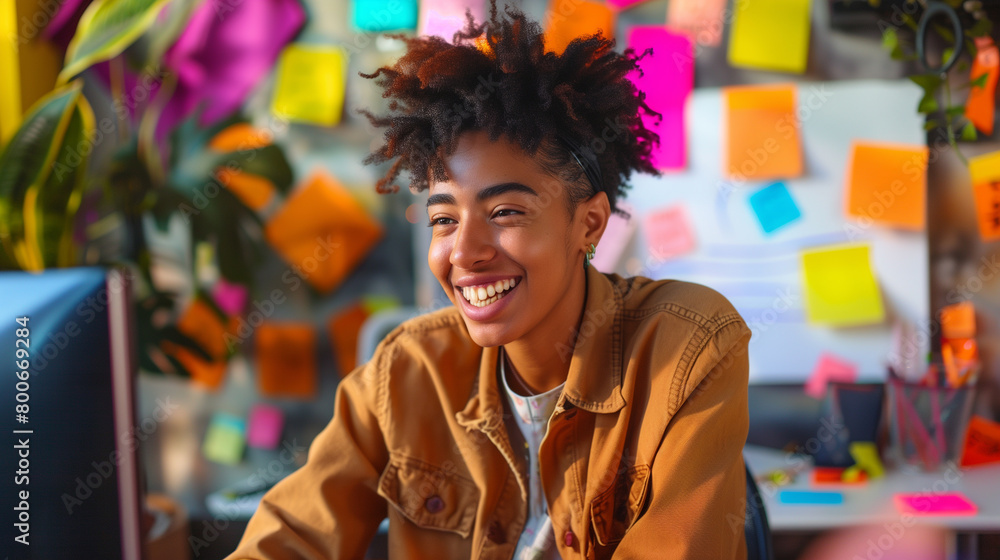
{"left": 589, "top": 464, "right": 651, "bottom": 546}
{"left": 377, "top": 456, "right": 479, "bottom": 538}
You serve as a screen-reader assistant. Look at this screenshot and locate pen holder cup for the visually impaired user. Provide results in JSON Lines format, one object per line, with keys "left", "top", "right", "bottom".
{"left": 886, "top": 377, "right": 975, "bottom": 472}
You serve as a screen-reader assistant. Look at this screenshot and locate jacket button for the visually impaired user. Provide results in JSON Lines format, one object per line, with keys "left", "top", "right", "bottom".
{"left": 564, "top": 530, "right": 575, "bottom": 547}
{"left": 424, "top": 495, "right": 444, "bottom": 513}
{"left": 487, "top": 521, "right": 506, "bottom": 544}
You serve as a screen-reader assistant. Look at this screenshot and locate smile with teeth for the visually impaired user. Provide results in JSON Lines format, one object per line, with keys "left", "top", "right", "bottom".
{"left": 461, "top": 278, "right": 517, "bottom": 307}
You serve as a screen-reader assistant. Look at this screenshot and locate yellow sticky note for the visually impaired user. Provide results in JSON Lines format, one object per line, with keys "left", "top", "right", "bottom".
{"left": 801, "top": 244, "right": 884, "bottom": 326}
{"left": 849, "top": 442, "right": 884, "bottom": 479}
{"left": 0, "top": 0, "right": 22, "bottom": 144}
{"left": 271, "top": 44, "right": 348, "bottom": 126}
{"left": 969, "top": 150, "right": 1000, "bottom": 242}
{"left": 845, "top": 141, "right": 928, "bottom": 231}
{"left": 728, "top": 0, "right": 811, "bottom": 74}
{"left": 724, "top": 84, "right": 803, "bottom": 181}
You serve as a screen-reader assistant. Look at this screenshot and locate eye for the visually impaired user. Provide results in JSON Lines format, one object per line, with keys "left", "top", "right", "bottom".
{"left": 427, "top": 217, "right": 457, "bottom": 227}
{"left": 492, "top": 208, "right": 522, "bottom": 219}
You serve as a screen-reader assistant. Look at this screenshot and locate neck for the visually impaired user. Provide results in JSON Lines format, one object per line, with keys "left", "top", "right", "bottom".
{"left": 502, "top": 267, "right": 589, "bottom": 394}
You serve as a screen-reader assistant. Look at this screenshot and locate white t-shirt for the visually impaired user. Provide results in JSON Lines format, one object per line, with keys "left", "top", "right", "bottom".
{"left": 499, "top": 348, "right": 564, "bottom": 560}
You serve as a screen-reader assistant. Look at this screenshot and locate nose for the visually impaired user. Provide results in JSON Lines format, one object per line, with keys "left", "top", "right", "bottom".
{"left": 450, "top": 218, "right": 496, "bottom": 269}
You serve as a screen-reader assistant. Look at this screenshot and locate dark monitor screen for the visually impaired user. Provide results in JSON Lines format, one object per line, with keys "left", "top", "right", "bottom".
{"left": 0, "top": 267, "right": 143, "bottom": 559}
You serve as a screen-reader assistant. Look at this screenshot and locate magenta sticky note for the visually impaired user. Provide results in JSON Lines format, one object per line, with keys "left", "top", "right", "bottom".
{"left": 805, "top": 353, "right": 858, "bottom": 399}
{"left": 212, "top": 279, "right": 248, "bottom": 316}
{"left": 895, "top": 492, "right": 977, "bottom": 516}
{"left": 590, "top": 203, "right": 636, "bottom": 272}
{"left": 247, "top": 404, "right": 284, "bottom": 450}
{"left": 628, "top": 26, "right": 693, "bottom": 170}
{"left": 607, "top": 0, "right": 649, "bottom": 8}
{"left": 643, "top": 205, "right": 696, "bottom": 261}
{"left": 419, "top": 0, "right": 484, "bottom": 39}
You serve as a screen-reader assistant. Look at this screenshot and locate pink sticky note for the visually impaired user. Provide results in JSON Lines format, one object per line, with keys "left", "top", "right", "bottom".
{"left": 591, "top": 204, "right": 636, "bottom": 272}
{"left": 668, "top": 0, "right": 728, "bottom": 47}
{"left": 212, "top": 279, "right": 248, "bottom": 316}
{"left": 607, "top": 0, "right": 649, "bottom": 8}
{"left": 643, "top": 205, "right": 696, "bottom": 261}
{"left": 895, "top": 492, "right": 977, "bottom": 516}
{"left": 247, "top": 404, "right": 284, "bottom": 450}
{"left": 628, "top": 26, "right": 693, "bottom": 170}
{"left": 419, "top": 0, "right": 484, "bottom": 39}
{"left": 805, "top": 353, "right": 858, "bottom": 399}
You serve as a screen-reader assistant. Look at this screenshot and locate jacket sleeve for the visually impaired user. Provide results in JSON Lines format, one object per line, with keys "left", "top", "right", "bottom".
{"left": 613, "top": 322, "right": 751, "bottom": 559}
{"left": 226, "top": 360, "right": 390, "bottom": 560}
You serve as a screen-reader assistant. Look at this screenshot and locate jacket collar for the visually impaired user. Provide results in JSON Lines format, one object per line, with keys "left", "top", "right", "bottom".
{"left": 456, "top": 265, "right": 626, "bottom": 431}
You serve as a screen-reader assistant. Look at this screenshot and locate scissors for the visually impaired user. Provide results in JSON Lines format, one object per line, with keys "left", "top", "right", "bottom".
{"left": 915, "top": 1, "right": 965, "bottom": 74}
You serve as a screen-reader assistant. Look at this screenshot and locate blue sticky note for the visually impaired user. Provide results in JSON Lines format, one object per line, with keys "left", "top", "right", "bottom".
{"left": 749, "top": 182, "right": 802, "bottom": 234}
{"left": 353, "top": 0, "right": 418, "bottom": 32}
{"left": 778, "top": 490, "right": 844, "bottom": 505}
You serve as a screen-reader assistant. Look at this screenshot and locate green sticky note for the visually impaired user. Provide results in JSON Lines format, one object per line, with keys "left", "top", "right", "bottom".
{"left": 801, "top": 244, "right": 885, "bottom": 326}
{"left": 203, "top": 414, "right": 246, "bottom": 465}
{"left": 728, "top": 0, "right": 811, "bottom": 73}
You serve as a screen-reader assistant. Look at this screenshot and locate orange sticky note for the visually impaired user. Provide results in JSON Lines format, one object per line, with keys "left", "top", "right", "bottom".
{"left": 265, "top": 172, "right": 384, "bottom": 294}
{"left": 668, "top": 0, "right": 727, "bottom": 47}
{"left": 961, "top": 416, "right": 1000, "bottom": 467}
{"left": 328, "top": 303, "right": 370, "bottom": 378}
{"left": 844, "top": 141, "right": 928, "bottom": 230}
{"left": 256, "top": 323, "right": 317, "bottom": 399}
{"left": 162, "top": 299, "right": 232, "bottom": 390}
{"left": 968, "top": 150, "right": 1000, "bottom": 242}
{"left": 543, "top": 0, "right": 614, "bottom": 55}
{"left": 941, "top": 301, "right": 976, "bottom": 340}
{"left": 966, "top": 36, "right": 998, "bottom": 136}
{"left": 723, "top": 84, "right": 803, "bottom": 181}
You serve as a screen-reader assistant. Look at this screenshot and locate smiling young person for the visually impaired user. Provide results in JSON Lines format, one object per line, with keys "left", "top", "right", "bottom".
{"left": 227, "top": 2, "right": 750, "bottom": 559}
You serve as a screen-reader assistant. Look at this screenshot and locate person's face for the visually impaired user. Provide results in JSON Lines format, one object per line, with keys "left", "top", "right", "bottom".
{"left": 426, "top": 131, "right": 605, "bottom": 348}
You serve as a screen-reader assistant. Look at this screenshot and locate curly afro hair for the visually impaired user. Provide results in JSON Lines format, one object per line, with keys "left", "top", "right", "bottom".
{"left": 357, "top": 0, "right": 662, "bottom": 214}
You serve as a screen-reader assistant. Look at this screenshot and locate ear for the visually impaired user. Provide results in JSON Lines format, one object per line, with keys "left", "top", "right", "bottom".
{"left": 576, "top": 191, "right": 611, "bottom": 248}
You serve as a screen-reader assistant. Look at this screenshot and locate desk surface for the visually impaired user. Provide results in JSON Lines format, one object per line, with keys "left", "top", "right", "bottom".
{"left": 743, "top": 445, "right": 1000, "bottom": 532}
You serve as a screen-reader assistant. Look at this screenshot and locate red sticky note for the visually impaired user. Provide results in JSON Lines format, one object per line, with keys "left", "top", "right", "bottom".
{"left": 844, "top": 141, "right": 928, "bottom": 230}
{"left": 812, "top": 467, "right": 867, "bottom": 485}
{"left": 643, "top": 205, "right": 696, "bottom": 261}
{"left": 805, "top": 353, "right": 858, "bottom": 399}
{"left": 628, "top": 26, "right": 693, "bottom": 170}
{"left": 543, "top": 0, "right": 615, "bottom": 55}
{"left": 894, "top": 492, "right": 977, "bottom": 516}
{"left": 723, "top": 84, "right": 803, "bottom": 181}
{"left": 668, "top": 0, "right": 727, "bottom": 47}
{"left": 961, "top": 416, "right": 1000, "bottom": 468}
{"left": 966, "top": 36, "right": 998, "bottom": 136}
{"left": 590, "top": 203, "right": 635, "bottom": 272}
{"left": 247, "top": 404, "right": 284, "bottom": 450}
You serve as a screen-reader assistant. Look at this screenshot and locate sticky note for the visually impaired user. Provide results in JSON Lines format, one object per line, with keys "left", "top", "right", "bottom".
{"left": 941, "top": 301, "right": 976, "bottom": 340}
{"left": 724, "top": 84, "right": 803, "bottom": 181}
{"left": 894, "top": 492, "right": 977, "bottom": 516}
{"left": 352, "top": 0, "right": 418, "bottom": 32}
{"left": 0, "top": 0, "right": 21, "bottom": 145}
{"left": 544, "top": 0, "right": 615, "bottom": 55}
{"left": 271, "top": 44, "right": 348, "bottom": 127}
{"left": 247, "top": 404, "right": 284, "bottom": 450}
{"left": 607, "top": 0, "right": 649, "bottom": 9}
{"left": 668, "top": 0, "right": 727, "bottom": 47}
{"left": 419, "top": 0, "right": 484, "bottom": 40}
{"left": 628, "top": 27, "right": 692, "bottom": 170}
{"left": 643, "top": 205, "right": 696, "bottom": 261}
{"left": 805, "top": 352, "right": 857, "bottom": 399}
{"left": 849, "top": 442, "right": 884, "bottom": 479}
{"left": 265, "top": 172, "right": 384, "bottom": 294}
{"left": 801, "top": 244, "right": 884, "bottom": 326}
{"left": 812, "top": 467, "right": 867, "bottom": 485}
{"left": 728, "top": 0, "right": 811, "bottom": 74}
{"left": 749, "top": 182, "right": 801, "bottom": 234}
{"left": 256, "top": 323, "right": 317, "bottom": 399}
{"left": 966, "top": 36, "right": 998, "bottom": 135}
{"left": 203, "top": 413, "right": 246, "bottom": 465}
{"left": 845, "top": 141, "right": 928, "bottom": 230}
{"left": 961, "top": 416, "right": 1000, "bottom": 467}
{"left": 328, "top": 303, "right": 370, "bottom": 377}
{"left": 162, "top": 299, "right": 231, "bottom": 390}
{"left": 968, "top": 150, "right": 1000, "bottom": 242}
{"left": 778, "top": 490, "right": 843, "bottom": 505}
{"left": 362, "top": 294, "right": 400, "bottom": 315}
{"left": 212, "top": 279, "right": 248, "bottom": 316}
{"left": 590, "top": 204, "right": 636, "bottom": 272}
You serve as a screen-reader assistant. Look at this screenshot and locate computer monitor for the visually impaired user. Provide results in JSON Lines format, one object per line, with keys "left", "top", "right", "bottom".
{"left": 0, "top": 267, "right": 144, "bottom": 559}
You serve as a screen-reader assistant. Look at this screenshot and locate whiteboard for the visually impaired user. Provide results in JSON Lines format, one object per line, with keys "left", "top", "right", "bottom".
{"left": 613, "top": 80, "right": 929, "bottom": 383}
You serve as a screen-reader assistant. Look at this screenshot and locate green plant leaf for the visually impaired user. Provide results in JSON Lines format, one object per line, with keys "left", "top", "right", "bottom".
{"left": 0, "top": 84, "right": 83, "bottom": 270}
{"left": 968, "top": 18, "right": 993, "bottom": 38}
{"left": 924, "top": 119, "right": 942, "bottom": 130}
{"left": 909, "top": 74, "right": 943, "bottom": 92}
{"left": 961, "top": 121, "right": 977, "bottom": 141}
{"left": 969, "top": 73, "right": 989, "bottom": 90}
{"left": 945, "top": 105, "right": 966, "bottom": 117}
{"left": 59, "top": 0, "right": 174, "bottom": 84}
{"left": 917, "top": 92, "right": 939, "bottom": 113}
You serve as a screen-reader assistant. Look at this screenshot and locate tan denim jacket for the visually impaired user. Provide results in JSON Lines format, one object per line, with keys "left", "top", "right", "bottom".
{"left": 228, "top": 266, "right": 751, "bottom": 560}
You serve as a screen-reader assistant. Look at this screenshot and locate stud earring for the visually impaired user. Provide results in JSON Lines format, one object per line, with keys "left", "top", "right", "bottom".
{"left": 584, "top": 243, "right": 596, "bottom": 267}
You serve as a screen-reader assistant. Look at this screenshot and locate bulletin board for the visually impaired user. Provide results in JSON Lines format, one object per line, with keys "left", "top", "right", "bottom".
{"left": 608, "top": 80, "right": 929, "bottom": 383}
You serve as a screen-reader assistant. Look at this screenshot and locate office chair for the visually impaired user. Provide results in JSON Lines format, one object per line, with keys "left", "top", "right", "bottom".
{"left": 745, "top": 461, "right": 775, "bottom": 560}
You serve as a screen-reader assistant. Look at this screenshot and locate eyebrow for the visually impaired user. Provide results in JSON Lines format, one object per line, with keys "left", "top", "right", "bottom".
{"left": 426, "top": 182, "right": 539, "bottom": 207}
